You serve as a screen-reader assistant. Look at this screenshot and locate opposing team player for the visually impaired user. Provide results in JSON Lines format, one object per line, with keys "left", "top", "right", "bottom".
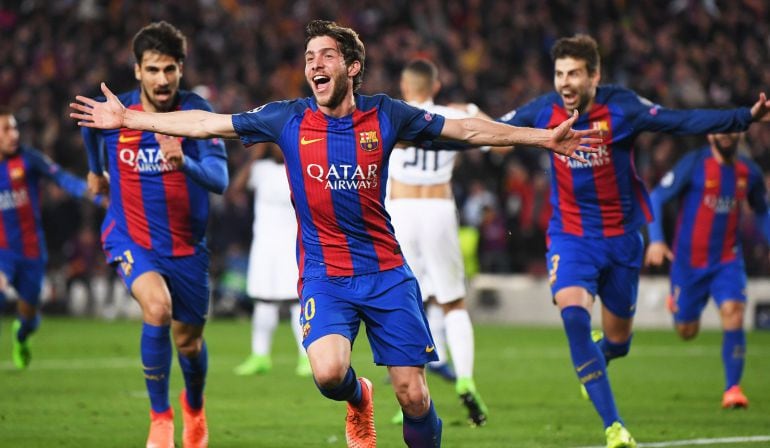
{"left": 79, "top": 22, "right": 227, "bottom": 448}
{"left": 0, "top": 106, "right": 103, "bottom": 369}
{"left": 497, "top": 34, "right": 770, "bottom": 448}
{"left": 388, "top": 59, "right": 487, "bottom": 426}
{"left": 645, "top": 132, "right": 769, "bottom": 409}
{"left": 71, "top": 20, "right": 599, "bottom": 448}
{"left": 231, "top": 143, "right": 311, "bottom": 377}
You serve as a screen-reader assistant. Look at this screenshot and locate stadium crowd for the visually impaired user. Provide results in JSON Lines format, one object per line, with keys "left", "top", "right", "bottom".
{"left": 2, "top": 0, "right": 770, "bottom": 310}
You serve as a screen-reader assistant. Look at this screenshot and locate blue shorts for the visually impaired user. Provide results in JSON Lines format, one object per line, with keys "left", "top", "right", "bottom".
{"left": 0, "top": 250, "right": 45, "bottom": 306}
{"left": 546, "top": 231, "right": 644, "bottom": 318}
{"left": 110, "top": 241, "right": 210, "bottom": 325}
{"left": 670, "top": 259, "right": 747, "bottom": 323}
{"left": 299, "top": 264, "right": 438, "bottom": 367}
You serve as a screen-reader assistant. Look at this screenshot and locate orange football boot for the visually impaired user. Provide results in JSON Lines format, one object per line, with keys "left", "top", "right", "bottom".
{"left": 146, "top": 408, "right": 174, "bottom": 448}
{"left": 722, "top": 385, "right": 749, "bottom": 409}
{"left": 345, "top": 377, "right": 376, "bottom": 448}
{"left": 180, "top": 390, "right": 209, "bottom": 448}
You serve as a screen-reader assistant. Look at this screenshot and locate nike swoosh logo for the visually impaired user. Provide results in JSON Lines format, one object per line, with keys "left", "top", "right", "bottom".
{"left": 425, "top": 345, "right": 435, "bottom": 353}
{"left": 576, "top": 358, "right": 596, "bottom": 373}
{"left": 301, "top": 136, "right": 324, "bottom": 145}
{"left": 119, "top": 134, "right": 141, "bottom": 143}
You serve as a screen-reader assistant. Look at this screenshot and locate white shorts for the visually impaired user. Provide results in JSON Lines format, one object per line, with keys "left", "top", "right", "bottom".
{"left": 246, "top": 206, "right": 299, "bottom": 300}
{"left": 388, "top": 198, "right": 466, "bottom": 304}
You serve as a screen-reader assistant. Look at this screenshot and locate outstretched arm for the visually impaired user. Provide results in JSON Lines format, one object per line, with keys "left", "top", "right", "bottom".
{"left": 439, "top": 111, "right": 601, "bottom": 163}
{"left": 70, "top": 83, "right": 237, "bottom": 139}
{"left": 750, "top": 92, "right": 770, "bottom": 122}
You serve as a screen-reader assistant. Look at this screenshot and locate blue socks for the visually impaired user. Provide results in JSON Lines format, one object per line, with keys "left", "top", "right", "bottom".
{"left": 316, "top": 366, "right": 362, "bottom": 404}
{"left": 179, "top": 340, "right": 208, "bottom": 410}
{"left": 722, "top": 329, "right": 745, "bottom": 390}
{"left": 561, "top": 306, "right": 620, "bottom": 428}
{"left": 141, "top": 322, "right": 172, "bottom": 413}
{"left": 597, "top": 334, "right": 632, "bottom": 364}
{"left": 403, "top": 400, "right": 442, "bottom": 447}
{"left": 16, "top": 315, "right": 41, "bottom": 342}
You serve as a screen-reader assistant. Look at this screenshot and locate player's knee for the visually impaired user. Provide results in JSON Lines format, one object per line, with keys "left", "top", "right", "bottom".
{"left": 720, "top": 301, "right": 745, "bottom": 330}
{"left": 395, "top": 384, "right": 431, "bottom": 417}
{"left": 676, "top": 324, "right": 699, "bottom": 340}
{"left": 141, "top": 299, "right": 172, "bottom": 324}
{"left": 174, "top": 334, "right": 202, "bottom": 357}
{"left": 312, "top": 364, "right": 349, "bottom": 389}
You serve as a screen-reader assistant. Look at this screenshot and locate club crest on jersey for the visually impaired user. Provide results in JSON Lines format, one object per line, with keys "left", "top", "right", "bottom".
{"left": 359, "top": 131, "right": 379, "bottom": 152}
{"left": 592, "top": 121, "right": 609, "bottom": 132}
{"left": 9, "top": 167, "right": 24, "bottom": 181}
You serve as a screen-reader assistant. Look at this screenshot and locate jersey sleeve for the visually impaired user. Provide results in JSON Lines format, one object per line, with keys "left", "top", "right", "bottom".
{"left": 744, "top": 160, "right": 770, "bottom": 244}
{"left": 647, "top": 152, "right": 699, "bottom": 242}
{"left": 231, "top": 101, "right": 293, "bottom": 147}
{"left": 25, "top": 149, "right": 95, "bottom": 202}
{"left": 388, "top": 98, "right": 445, "bottom": 144}
{"left": 620, "top": 89, "right": 753, "bottom": 135}
{"left": 496, "top": 96, "right": 542, "bottom": 127}
{"left": 179, "top": 95, "right": 229, "bottom": 194}
{"left": 81, "top": 125, "right": 104, "bottom": 174}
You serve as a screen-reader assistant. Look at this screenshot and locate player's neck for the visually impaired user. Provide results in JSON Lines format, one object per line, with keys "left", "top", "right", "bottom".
{"left": 317, "top": 93, "right": 356, "bottom": 118}
{"left": 711, "top": 147, "right": 735, "bottom": 165}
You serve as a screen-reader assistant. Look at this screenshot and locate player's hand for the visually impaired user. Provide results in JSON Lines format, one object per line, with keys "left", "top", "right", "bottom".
{"left": 644, "top": 241, "right": 674, "bottom": 266}
{"left": 156, "top": 133, "right": 184, "bottom": 169}
{"left": 549, "top": 110, "right": 603, "bottom": 163}
{"left": 87, "top": 172, "right": 110, "bottom": 196}
{"left": 750, "top": 92, "right": 770, "bottom": 122}
{"left": 70, "top": 83, "right": 126, "bottom": 129}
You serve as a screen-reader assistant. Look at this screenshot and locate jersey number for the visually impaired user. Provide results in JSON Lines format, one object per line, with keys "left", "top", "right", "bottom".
{"left": 404, "top": 147, "right": 439, "bottom": 171}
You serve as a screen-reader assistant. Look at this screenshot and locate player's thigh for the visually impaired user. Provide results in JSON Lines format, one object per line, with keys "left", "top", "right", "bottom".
{"left": 597, "top": 232, "right": 644, "bottom": 319}
{"left": 13, "top": 257, "right": 45, "bottom": 306}
{"left": 358, "top": 269, "right": 438, "bottom": 367}
{"left": 546, "top": 233, "right": 602, "bottom": 298}
{"left": 161, "top": 250, "right": 211, "bottom": 326}
{"left": 419, "top": 200, "right": 466, "bottom": 304}
{"left": 670, "top": 262, "right": 711, "bottom": 323}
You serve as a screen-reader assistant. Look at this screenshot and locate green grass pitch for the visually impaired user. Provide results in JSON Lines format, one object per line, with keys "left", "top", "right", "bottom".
{"left": 1, "top": 317, "right": 768, "bottom": 447}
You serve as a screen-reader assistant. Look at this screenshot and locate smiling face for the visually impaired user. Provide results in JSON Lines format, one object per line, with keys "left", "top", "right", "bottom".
{"left": 0, "top": 113, "right": 20, "bottom": 159}
{"left": 135, "top": 50, "right": 182, "bottom": 112}
{"left": 304, "top": 35, "right": 358, "bottom": 112}
{"left": 553, "top": 57, "right": 600, "bottom": 114}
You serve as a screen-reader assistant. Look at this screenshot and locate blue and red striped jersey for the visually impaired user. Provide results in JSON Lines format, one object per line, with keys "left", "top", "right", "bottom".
{"left": 0, "top": 146, "right": 91, "bottom": 260}
{"left": 81, "top": 89, "right": 227, "bottom": 259}
{"left": 648, "top": 147, "right": 768, "bottom": 268}
{"left": 232, "top": 94, "right": 445, "bottom": 279}
{"left": 499, "top": 85, "right": 753, "bottom": 238}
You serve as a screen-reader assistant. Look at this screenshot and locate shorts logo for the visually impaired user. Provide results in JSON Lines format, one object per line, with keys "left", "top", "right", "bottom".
{"left": 119, "top": 249, "right": 134, "bottom": 277}
{"left": 359, "top": 131, "right": 379, "bottom": 151}
{"left": 302, "top": 322, "right": 311, "bottom": 340}
{"left": 548, "top": 254, "right": 560, "bottom": 286}
{"left": 425, "top": 345, "right": 435, "bottom": 353}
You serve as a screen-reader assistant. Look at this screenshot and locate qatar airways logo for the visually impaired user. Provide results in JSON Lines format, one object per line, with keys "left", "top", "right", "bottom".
{"left": 306, "top": 163, "right": 379, "bottom": 190}
{"left": 119, "top": 147, "right": 175, "bottom": 173}
{"left": 557, "top": 145, "right": 611, "bottom": 169}
{"left": 703, "top": 194, "right": 737, "bottom": 213}
{"left": 0, "top": 188, "right": 29, "bottom": 211}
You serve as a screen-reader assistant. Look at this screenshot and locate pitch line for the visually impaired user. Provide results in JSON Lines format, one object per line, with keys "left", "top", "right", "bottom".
{"left": 574, "top": 435, "right": 770, "bottom": 448}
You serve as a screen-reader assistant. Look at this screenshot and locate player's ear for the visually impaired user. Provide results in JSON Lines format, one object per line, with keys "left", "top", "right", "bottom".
{"left": 432, "top": 80, "right": 441, "bottom": 97}
{"left": 347, "top": 60, "right": 361, "bottom": 78}
{"left": 134, "top": 63, "right": 142, "bottom": 81}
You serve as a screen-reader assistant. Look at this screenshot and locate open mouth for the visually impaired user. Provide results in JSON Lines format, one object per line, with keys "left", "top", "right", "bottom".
{"left": 154, "top": 89, "right": 172, "bottom": 101}
{"left": 561, "top": 91, "right": 577, "bottom": 104}
{"left": 313, "top": 75, "right": 331, "bottom": 92}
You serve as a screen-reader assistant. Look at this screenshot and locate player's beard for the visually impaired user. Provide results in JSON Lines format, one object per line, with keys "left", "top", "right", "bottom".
{"left": 714, "top": 139, "right": 737, "bottom": 160}
{"left": 142, "top": 87, "right": 177, "bottom": 112}
{"left": 315, "top": 70, "right": 349, "bottom": 109}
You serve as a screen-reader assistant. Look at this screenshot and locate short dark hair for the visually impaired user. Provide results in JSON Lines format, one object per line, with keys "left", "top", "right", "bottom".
{"left": 0, "top": 105, "right": 12, "bottom": 117}
{"left": 132, "top": 21, "right": 187, "bottom": 65}
{"left": 403, "top": 59, "right": 438, "bottom": 82}
{"left": 305, "top": 20, "right": 365, "bottom": 92}
{"left": 550, "top": 34, "right": 600, "bottom": 75}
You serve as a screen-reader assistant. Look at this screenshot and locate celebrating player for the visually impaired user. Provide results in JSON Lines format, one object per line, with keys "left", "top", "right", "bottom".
{"left": 71, "top": 20, "right": 599, "bottom": 448}
{"left": 230, "top": 143, "right": 311, "bottom": 378}
{"left": 497, "top": 34, "right": 770, "bottom": 447}
{"left": 388, "top": 59, "right": 487, "bottom": 426}
{"left": 645, "top": 132, "right": 769, "bottom": 409}
{"left": 0, "top": 106, "right": 103, "bottom": 369}
{"left": 78, "top": 22, "right": 227, "bottom": 448}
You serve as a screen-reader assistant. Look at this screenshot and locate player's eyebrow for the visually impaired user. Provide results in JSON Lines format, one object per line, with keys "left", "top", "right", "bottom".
{"left": 305, "top": 47, "right": 339, "bottom": 57}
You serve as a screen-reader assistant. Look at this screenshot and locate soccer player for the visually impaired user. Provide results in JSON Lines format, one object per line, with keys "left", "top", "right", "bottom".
{"left": 231, "top": 143, "right": 311, "bottom": 378}
{"left": 645, "top": 132, "right": 769, "bottom": 409}
{"left": 497, "top": 35, "right": 770, "bottom": 447}
{"left": 388, "top": 59, "right": 487, "bottom": 427}
{"left": 78, "top": 22, "right": 227, "bottom": 448}
{"left": 71, "top": 20, "right": 599, "bottom": 448}
{"left": 0, "top": 106, "right": 103, "bottom": 369}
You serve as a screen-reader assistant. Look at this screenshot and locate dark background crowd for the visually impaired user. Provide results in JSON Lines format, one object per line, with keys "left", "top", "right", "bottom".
{"left": 2, "top": 0, "right": 770, "bottom": 310}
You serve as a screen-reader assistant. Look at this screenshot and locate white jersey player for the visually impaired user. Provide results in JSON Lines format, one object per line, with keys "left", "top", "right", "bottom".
{"left": 387, "top": 59, "right": 487, "bottom": 426}
{"left": 232, "top": 143, "right": 311, "bottom": 377}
